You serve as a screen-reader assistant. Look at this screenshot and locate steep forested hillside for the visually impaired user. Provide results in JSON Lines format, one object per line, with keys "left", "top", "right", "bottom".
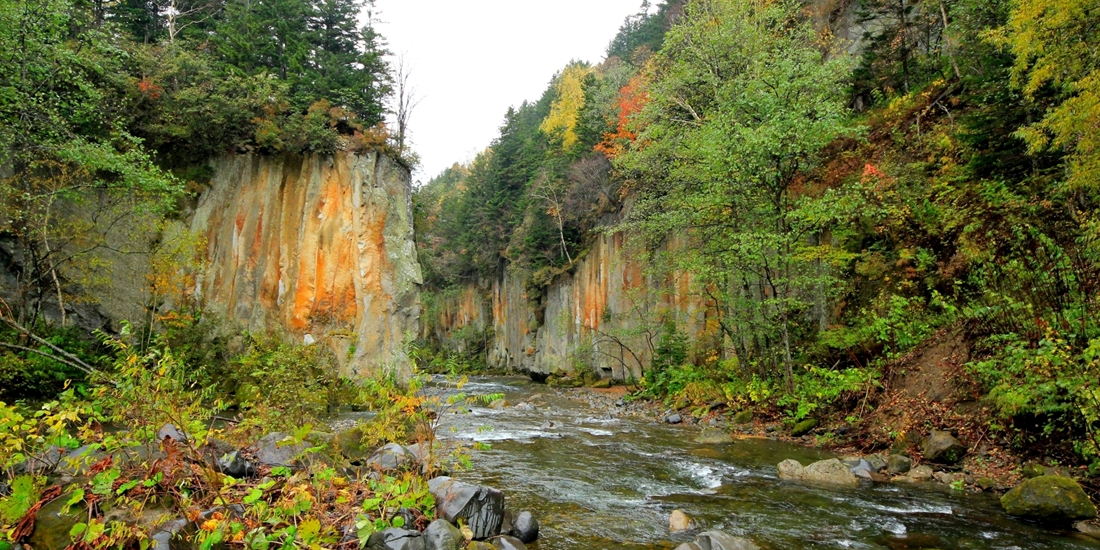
{"left": 415, "top": 0, "right": 1100, "bottom": 473}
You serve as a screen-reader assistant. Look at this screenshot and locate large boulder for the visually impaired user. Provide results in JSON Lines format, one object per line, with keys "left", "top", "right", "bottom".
{"left": 422, "top": 519, "right": 464, "bottom": 550}
{"left": 921, "top": 431, "right": 967, "bottom": 464}
{"left": 428, "top": 477, "right": 505, "bottom": 540}
{"left": 674, "top": 530, "right": 760, "bottom": 550}
{"left": 777, "top": 459, "right": 858, "bottom": 486}
{"left": 1001, "top": 475, "right": 1097, "bottom": 523}
{"left": 510, "top": 511, "right": 539, "bottom": 543}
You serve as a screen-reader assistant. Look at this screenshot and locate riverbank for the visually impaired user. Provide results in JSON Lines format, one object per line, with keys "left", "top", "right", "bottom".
{"left": 536, "top": 379, "right": 1100, "bottom": 540}
{"left": 443, "top": 376, "right": 1100, "bottom": 549}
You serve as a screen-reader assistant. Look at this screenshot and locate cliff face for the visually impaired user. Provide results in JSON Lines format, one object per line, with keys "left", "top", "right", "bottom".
{"left": 192, "top": 151, "right": 422, "bottom": 380}
{"left": 424, "top": 228, "right": 714, "bottom": 380}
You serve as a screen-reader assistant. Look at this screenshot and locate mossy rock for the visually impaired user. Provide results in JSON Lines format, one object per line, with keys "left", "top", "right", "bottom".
{"left": 791, "top": 418, "right": 818, "bottom": 437}
{"left": 732, "top": 410, "right": 753, "bottom": 424}
{"left": 333, "top": 425, "right": 372, "bottom": 461}
{"left": 591, "top": 378, "right": 611, "bottom": 389}
{"left": 1001, "top": 475, "right": 1098, "bottom": 523}
{"left": 977, "top": 477, "right": 997, "bottom": 491}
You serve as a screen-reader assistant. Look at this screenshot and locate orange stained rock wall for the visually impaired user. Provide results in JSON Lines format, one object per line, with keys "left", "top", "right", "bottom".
{"left": 424, "top": 226, "right": 710, "bottom": 379}
{"left": 192, "top": 152, "right": 422, "bottom": 380}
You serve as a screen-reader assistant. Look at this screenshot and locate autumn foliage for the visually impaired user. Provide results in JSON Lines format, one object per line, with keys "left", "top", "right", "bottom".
{"left": 595, "top": 74, "right": 649, "bottom": 158}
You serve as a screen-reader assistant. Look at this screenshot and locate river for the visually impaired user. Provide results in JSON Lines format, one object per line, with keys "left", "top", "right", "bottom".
{"left": 429, "top": 376, "right": 1099, "bottom": 550}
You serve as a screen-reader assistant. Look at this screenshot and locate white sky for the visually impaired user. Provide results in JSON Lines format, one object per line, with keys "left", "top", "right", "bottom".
{"left": 372, "top": 0, "right": 646, "bottom": 183}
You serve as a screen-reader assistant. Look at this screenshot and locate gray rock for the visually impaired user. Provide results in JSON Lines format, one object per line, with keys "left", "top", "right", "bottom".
{"left": 1075, "top": 520, "right": 1100, "bottom": 539}
{"left": 428, "top": 476, "right": 505, "bottom": 540}
{"left": 217, "top": 451, "right": 255, "bottom": 477}
{"left": 674, "top": 530, "right": 760, "bottom": 550}
{"left": 366, "top": 443, "right": 416, "bottom": 472}
{"left": 694, "top": 428, "right": 734, "bottom": 445}
{"left": 57, "top": 444, "right": 108, "bottom": 476}
{"left": 1001, "top": 475, "right": 1097, "bottom": 523}
{"left": 510, "top": 511, "right": 539, "bottom": 543}
{"left": 851, "top": 459, "right": 874, "bottom": 480}
{"left": 922, "top": 430, "right": 967, "bottom": 464}
{"left": 906, "top": 465, "right": 935, "bottom": 482}
{"left": 366, "top": 527, "right": 425, "bottom": 550}
{"left": 667, "top": 414, "right": 683, "bottom": 424}
{"left": 149, "top": 518, "right": 189, "bottom": 550}
{"left": 422, "top": 519, "right": 464, "bottom": 550}
{"left": 790, "top": 418, "right": 818, "bottom": 437}
{"left": 866, "top": 454, "right": 887, "bottom": 472}
{"left": 250, "top": 432, "right": 308, "bottom": 467}
{"left": 158, "top": 423, "right": 188, "bottom": 442}
{"left": 492, "top": 536, "right": 528, "bottom": 550}
{"left": 887, "top": 454, "right": 912, "bottom": 475}
{"left": 934, "top": 471, "right": 962, "bottom": 485}
{"left": 20, "top": 445, "right": 64, "bottom": 474}
{"left": 777, "top": 458, "right": 858, "bottom": 485}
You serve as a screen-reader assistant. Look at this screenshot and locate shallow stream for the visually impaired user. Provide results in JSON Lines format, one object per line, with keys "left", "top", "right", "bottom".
{"left": 430, "top": 376, "right": 1099, "bottom": 550}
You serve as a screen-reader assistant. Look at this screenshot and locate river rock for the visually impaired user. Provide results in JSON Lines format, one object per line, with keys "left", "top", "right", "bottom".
{"left": 732, "top": 410, "right": 753, "bottom": 424}
{"left": 669, "top": 509, "right": 694, "bottom": 532}
{"left": 157, "top": 423, "right": 188, "bottom": 442}
{"left": 428, "top": 477, "right": 505, "bottom": 540}
{"left": 777, "top": 458, "right": 858, "bottom": 485}
{"left": 57, "top": 444, "right": 108, "bottom": 476}
{"left": 850, "top": 459, "right": 874, "bottom": 480}
{"left": 365, "top": 527, "right": 425, "bottom": 550}
{"left": 510, "top": 511, "right": 539, "bottom": 543}
{"left": 667, "top": 414, "right": 683, "bottom": 424}
{"left": 790, "top": 418, "right": 818, "bottom": 437}
{"left": 26, "top": 493, "right": 81, "bottom": 550}
{"left": 149, "top": 518, "right": 189, "bottom": 550}
{"left": 934, "top": 471, "right": 962, "bottom": 485}
{"left": 20, "top": 445, "right": 64, "bottom": 474}
{"left": 1001, "top": 475, "right": 1097, "bottom": 523}
{"left": 366, "top": 443, "right": 416, "bottom": 472}
{"left": 467, "top": 543, "right": 495, "bottom": 550}
{"left": 904, "top": 465, "right": 935, "bottom": 482}
{"left": 695, "top": 428, "right": 734, "bottom": 445}
{"left": 217, "top": 451, "right": 255, "bottom": 477}
{"left": 865, "top": 454, "right": 887, "bottom": 472}
{"left": 674, "top": 530, "right": 760, "bottom": 550}
{"left": 423, "top": 519, "right": 464, "bottom": 550}
{"left": 491, "top": 536, "right": 527, "bottom": 550}
{"left": 922, "top": 431, "right": 967, "bottom": 464}
{"left": 250, "top": 432, "right": 308, "bottom": 467}
{"left": 1076, "top": 520, "right": 1100, "bottom": 539}
{"left": 887, "top": 454, "right": 912, "bottom": 475}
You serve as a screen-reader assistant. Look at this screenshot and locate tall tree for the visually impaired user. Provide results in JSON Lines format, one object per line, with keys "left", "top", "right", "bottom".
{"left": 616, "top": 0, "right": 856, "bottom": 385}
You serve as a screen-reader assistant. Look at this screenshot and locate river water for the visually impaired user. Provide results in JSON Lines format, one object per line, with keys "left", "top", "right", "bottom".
{"left": 429, "top": 376, "right": 1099, "bottom": 550}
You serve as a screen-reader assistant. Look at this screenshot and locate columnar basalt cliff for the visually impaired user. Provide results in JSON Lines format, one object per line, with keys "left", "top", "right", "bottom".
{"left": 192, "top": 151, "right": 422, "bottom": 379}
{"left": 424, "top": 228, "right": 713, "bottom": 380}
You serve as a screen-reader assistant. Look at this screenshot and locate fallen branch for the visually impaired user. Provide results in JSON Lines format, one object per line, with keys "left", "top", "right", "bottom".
{"left": 1, "top": 314, "right": 116, "bottom": 385}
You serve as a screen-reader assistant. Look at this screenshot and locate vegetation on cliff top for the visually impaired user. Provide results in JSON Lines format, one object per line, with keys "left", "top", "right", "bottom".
{"left": 414, "top": 0, "right": 1100, "bottom": 476}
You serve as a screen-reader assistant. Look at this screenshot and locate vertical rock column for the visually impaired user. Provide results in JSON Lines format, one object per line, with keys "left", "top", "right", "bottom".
{"left": 191, "top": 151, "right": 422, "bottom": 380}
